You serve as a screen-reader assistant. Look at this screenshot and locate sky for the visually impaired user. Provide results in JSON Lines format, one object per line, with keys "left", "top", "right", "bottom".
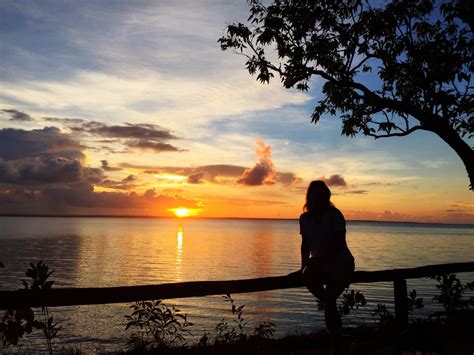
{"left": 0, "top": 0, "right": 472, "bottom": 223}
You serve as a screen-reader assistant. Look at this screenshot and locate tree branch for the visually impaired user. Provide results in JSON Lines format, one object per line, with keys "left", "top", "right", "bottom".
{"left": 366, "top": 125, "right": 424, "bottom": 139}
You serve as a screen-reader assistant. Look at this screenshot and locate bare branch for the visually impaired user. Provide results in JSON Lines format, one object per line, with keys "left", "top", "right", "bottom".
{"left": 367, "top": 125, "right": 425, "bottom": 139}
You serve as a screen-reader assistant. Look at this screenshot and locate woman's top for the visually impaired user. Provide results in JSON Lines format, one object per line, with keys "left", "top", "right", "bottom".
{"left": 299, "top": 207, "right": 354, "bottom": 263}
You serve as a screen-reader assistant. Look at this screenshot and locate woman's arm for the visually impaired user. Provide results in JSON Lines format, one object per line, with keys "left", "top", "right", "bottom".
{"left": 301, "top": 239, "right": 311, "bottom": 269}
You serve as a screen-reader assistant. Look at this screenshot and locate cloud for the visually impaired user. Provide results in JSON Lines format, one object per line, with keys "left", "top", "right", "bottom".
{"left": 420, "top": 160, "right": 447, "bottom": 169}
{"left": 98, "top": 175, "right": 138, "bottom": 191}
{"left": 122, "top": 174, "right": 137, "bottom": 182}
{"left": 275, "top": 172, "right": 303, "bottom": 186}
{"left": 320, "top": 174, "right": 348, "bottom": 188}
{"left": 125, "top": 139, "right": 182, "bottom": 152}
{"left": 0, "top": 127, "right": 84, "bottom": 160}
{"left": 43, "top": 115, "right": 184, "bottom": 153}
{"left": 122, "top": 157, "right": 301, "bottom": 186}
{"left": 0, "top": 126, "right": 101, "bottom": 188}
{"left": 362, "top": 181, "right": 397, "bottom": 187}
{"left": 0, "top": 184, "right": 200, "bottom": 215}
{"left": 238, "top": 140, "right": 276, "bottom": 186}
{"left": 201, "top": 195, "right": 288, "bottom": 207}
{"left": 101, "top": 160, "right": 122, "bottom": 171}
{"left": 344, "top": 189, "right": 368, "bottom": 195}
{"left": 68, "top": 121, "right": 178, "bottom": 140}
{"left": 2, "top": 109, "right": 34, "bottom": 121}
{"left": 0, "top": 156, "right": 102, "bottom": 185}
{"left": 43, "top": 117, "right": 87, "bottom": 125}
{"left": 187, "top": 172, "right": 204, "bottom": 184}
{"left": 0, "top": 124, "right": 195, "bottom": 215}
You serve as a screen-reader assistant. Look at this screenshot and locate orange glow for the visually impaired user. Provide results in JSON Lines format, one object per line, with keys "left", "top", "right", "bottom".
{"left": 168, "top": 207, "right": 203, "bottom": 218}
{"left": 172, "top": 208, "right": 189, "bottom": 217}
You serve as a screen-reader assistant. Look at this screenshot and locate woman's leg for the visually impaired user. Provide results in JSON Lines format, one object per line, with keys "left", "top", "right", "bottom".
{"left": 324, "top": 259, "right": 355, "bottom": 333}
{"left": 302, "top": 259, "right": 326, "bottom": 301}
{"left": 324, "top": 282, "right": 346, "bottom": 332}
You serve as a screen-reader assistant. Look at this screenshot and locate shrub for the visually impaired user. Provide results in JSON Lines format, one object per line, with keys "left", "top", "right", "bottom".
{"left": 125, "top": 300, "right": 193, "bottom": 351}
{"left": 0, "top": 260, "right": 59, "bottom": 354}
{"left": 432, "top": 273, "right": 474, "bottom": 312}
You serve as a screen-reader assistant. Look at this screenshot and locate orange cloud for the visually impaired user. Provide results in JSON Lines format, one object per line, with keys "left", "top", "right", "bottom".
{"left": 238, "top": 140, "right": 277, "bottom": 186}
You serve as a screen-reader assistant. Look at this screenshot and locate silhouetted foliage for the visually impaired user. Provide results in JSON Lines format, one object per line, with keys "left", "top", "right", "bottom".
{"left": 407, "top": 289, "right": 424, "bottom": 318}
{"left": 125, "top": 300, "right": 193, "bottom": 351}
{"left": 371, "top": 303, "right": 396, "bottom": 332}
{"left": 23, "top": 261, "right": 60, "bottom": 354}
{"left": 219, "top": 0, "right": 474, "bottom": 189}
{"left": 191, "top": 294, "right": 276, "bottom": 350}
{"left": 432, "top": 273, "right": 474, "bottom": 311}
{"left": 338, "top": 289, "right": 368, "bottom": 316}
{"left": 0, "top": 261, "right": 59, "bottom": 354}
{"left": 214, "top": 294, "right": 248, "bottom": 344}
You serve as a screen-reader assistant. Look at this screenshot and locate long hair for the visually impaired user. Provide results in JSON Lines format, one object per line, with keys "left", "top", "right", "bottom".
{"left": 303, "top": 180, "right": 334, "bottom": 218}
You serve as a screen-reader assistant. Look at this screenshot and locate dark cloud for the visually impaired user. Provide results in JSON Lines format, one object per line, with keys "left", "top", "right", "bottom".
{"left": 344, "top": 190, "right": 368, "bottom": 195}
{"left": 125, "top": 139, "right": 182, "bottom": 152}
{"left": 451, "top": 201, "right": 473, "bottom": 207}
{"left": 101, "top": 160, "right": 122, "bottom": 171}
{"left": 197, "top": 165, "right": 245, "bottom": 180}
{"left": 0, "top": 127, "right": 84, "bottom": 160}
{"left": 70, "top": 121, "right": 178, "bottom": 140}
{"left": 96, "top": 139, "right": 119, "bottom": 143}
{"left": 98, "top": 175, "right": 138, "bottom": 191}
{"left": 0, "top": 122, "right": 194, "bottom": 215}
{"left": 0, "top": 156, "right": 102, "bottom": 185}
{"left": 238, "top": 140, "right": 276, "bottom": 186}
{"left": 363, "top": 181, "right": 397, "bottom": 187}
{"left": 320, "top": 174, "right": 348, "bottom": 188}
{"left": 144, "top": 188, "right": 157, "bottom": 198}
{"left": 43, "top": 115, "right": 184, "bottom": 153}
{"left": 0, "top": 126, "right": 100, "bottom": 189}
{"left": 136, "top": 164, "right": 245, "bottom": 181}
{"left": 2, "top": 109, "right": 34, "bottom": 121}
{"left": 187, "top": 172, "right": 204, "bottom": 184}
{"left": 238, "top": 163, "right": 275, "bottom": 186}
{"left": 121, "top": 157, "right": 301, "bottom": 186}
{"left": 0, "top": 184, "right": 199, "bottom": 215}
{"left": 275, "top": 172, "right": 303, "bottom": 186}
{"left": 202, "top": 195, "right": 288, "bottom": 207}
{"left": 43, "top": 117, "right": 86, "bottom": 125}
{"left": 122, "top": 174, "right": 137, "bottom": 182}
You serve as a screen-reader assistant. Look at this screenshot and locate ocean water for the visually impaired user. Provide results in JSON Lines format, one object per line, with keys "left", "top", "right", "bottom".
{"left": 0, "top": 217, "right": 473, "bottom": 352}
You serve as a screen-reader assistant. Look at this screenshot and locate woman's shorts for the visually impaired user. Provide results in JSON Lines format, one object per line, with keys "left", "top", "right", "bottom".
{"left": 303, "top": 256, "right": 354, "bottom": 287}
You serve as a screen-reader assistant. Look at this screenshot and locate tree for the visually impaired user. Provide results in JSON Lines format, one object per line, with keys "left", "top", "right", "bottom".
{"left": 219, "top": 0, "right": 473, "bottom": 189}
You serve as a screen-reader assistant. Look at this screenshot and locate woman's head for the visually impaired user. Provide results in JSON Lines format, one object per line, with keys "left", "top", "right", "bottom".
{"left": 304, "top": 180, "right": 333, "bottom": 216}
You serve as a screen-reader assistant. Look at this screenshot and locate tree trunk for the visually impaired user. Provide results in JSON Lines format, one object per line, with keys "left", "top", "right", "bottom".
{"left": 432, "top": 121, "right": 474, "bottom": 190}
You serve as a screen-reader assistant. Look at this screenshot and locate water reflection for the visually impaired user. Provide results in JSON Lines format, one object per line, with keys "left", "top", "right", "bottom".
{"left": 176, "top": 224, "right": 184, "bottom": 281}
{"left": 0, "top": 217, "right": 472, "bottom": 353}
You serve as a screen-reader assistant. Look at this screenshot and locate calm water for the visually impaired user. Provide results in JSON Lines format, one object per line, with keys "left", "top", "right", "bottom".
{"left": 0, "top": 217, "right": 473, "bottom": 352}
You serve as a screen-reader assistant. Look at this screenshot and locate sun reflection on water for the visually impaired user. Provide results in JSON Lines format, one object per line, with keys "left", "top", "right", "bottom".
{"left": 176, "top": 225, "right": 184, "bottom": 281}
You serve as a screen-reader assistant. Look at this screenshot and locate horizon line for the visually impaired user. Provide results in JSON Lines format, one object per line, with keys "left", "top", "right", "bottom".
{"left": 0, "top": 214, "right": 472, "bottom": 227}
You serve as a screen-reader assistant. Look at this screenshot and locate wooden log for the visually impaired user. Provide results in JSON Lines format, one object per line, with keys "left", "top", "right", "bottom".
{"left": 0, "top": 261, "right": 473, "bottom": 309}
{"left": 0, "top": 272, "right": 303, "bottom": 309}
{"left": 351, "top": 261, "right": 474, "bottom": 283}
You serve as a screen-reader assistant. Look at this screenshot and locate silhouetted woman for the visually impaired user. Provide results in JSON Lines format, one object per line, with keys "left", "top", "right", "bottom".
{"left": 300, "top": 180, "right": 355, "bottom": 334}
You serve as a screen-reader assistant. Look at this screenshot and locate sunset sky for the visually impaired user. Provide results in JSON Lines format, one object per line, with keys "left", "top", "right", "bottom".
{"left": 0, "top": 1, "right": 472, "bottom": 223}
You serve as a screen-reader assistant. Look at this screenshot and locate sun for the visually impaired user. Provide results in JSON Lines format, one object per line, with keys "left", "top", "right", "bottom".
{"left": 169, "top": 208, "right": 190, "bottom": 218}
{"left": 168, "top": 207, "right": 203, "bottom": 218}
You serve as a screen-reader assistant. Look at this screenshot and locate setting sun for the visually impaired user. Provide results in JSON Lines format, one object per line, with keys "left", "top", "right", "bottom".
{"left": 168, "top": 208, "right": 202, "bottom": 218}
{"left": 169, "top": 208, "right": 190, "bottom": 218}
